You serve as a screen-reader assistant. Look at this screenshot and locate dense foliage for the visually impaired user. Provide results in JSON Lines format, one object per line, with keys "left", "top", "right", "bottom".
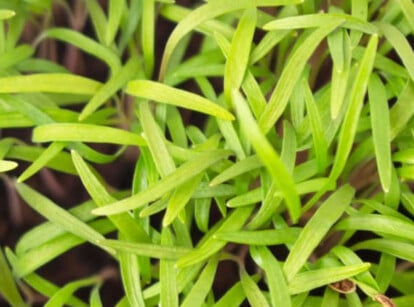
{"left": 1, "top": 0, "right": 414, "bottom": 306}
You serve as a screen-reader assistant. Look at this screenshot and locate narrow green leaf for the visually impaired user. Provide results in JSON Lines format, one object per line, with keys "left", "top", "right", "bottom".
{"left": 90, "top": 284, "right": 103, "bottom": 307}
{"left": 240, "top": 268, "right": 271, "bottom": 307}
{"left": 216, "top": 117, "right": 246, "bottom": 160}
{"left": 163, "top": 174, "right": 203, "bottom": 226}
{"left": 350, "top": 0, "right": 368, "bottom": 46}
{"left": 80, "top": 57, "right": 141, "bottom": 120}
{"left": 0, "top": 9, "right": 15, "bottom": 20}
{"left": 259, "top": 20, "right": 343, "bottom": 133}
{"left": 33, "top": 123, "right": 146, "bottom": 146}
{"left": 353, "top": 239, "right": 414, "bottom": 263}
{"left": 368, "top": 74, "right": 392, "bottom": 192}
{"left": 284, "top": 184, "right": 355, "bottom": 281}
{"left": 377, "top": 23, "right": 414, "bottom": 83}
{"left": 160, "top": 228, "right": 178, "bottom": 307}
{"left": 177, "top": 206, "right": 254, "bottom": 268}
{"left": 210, "top": 156, "right": 261, "bottom": 186}
{"left": 329, "top": 34, "right": 378, "bottom": 181}
{"left": 45, "top": 277, "right": 99, "bottom": 307}
{"left": 142, "top": 0, "right": 155, "bottom": 76}
{"left": 15, "top": 182, "right": 113, "bottom": 254}
{"left": 336, "top": 214, "right": 414, "bottom": 243}
{"left": 44, "top": 28, "right": 121, "bottom": 72}
{"left": 321, "top": 288, "right": 339, "bottom": 307}
{"left": 389, "top": 81, "right": 414, "bottom": 140}
{"left": 159, "top": 0, "right": 303, "bottom": 79}
{"left": 71, "top": 150, "right": 151, "bottom": 243}
{"left": 126, "top": 80, "right": 234, "bottom": 120}
{"left": 213, "top": 281, "right": 246, "bottom": 307}
{"left": 0, "top": 44, "right": 34, "bottom": 70}
{"left": 0, "top": 248, "right": 26, "bottom": 307}
{"left": 304, "top": 81, "right": 328, "bottom": 172}
{"left": 263, "top": 13, "right": 376, "bottom": 33}
{"left": 214, "top": 228, "right": 300, "bottom": 245}
{"left": 138, "top": 101, "right": 176, "bottom": 177}
{"left": 99, "top": 239, "right": 189, "bottom": 259}
{"left": 0, "top": 74, "right": 101, "bottom": 95}
{"left": 7, "top": 145, "right": 77, "bottom": 175}
{"left": 233, "top": 90, "right": 301, "bottom": 222}
{"left": 376, "top": 253, "right": 395, "bottom": 293}
{"left": 85, "top": 0, "right": 107, "bottom": 44}
{"left": 106, "top": 0, "right": 125, "bottom": 46}
{"left": 5, "top": 249, "right": 88, "bottom": 307}
{"left": 181, "top": 255, "right": 219, "bottom": 307}
{"left": 92, "top": 150, "right": 232, "bottom": 215}
{"left": 18, "top": 142, "right": 66, "bottom": 182}
{"left": 250, "top": 246, "right": 291, "bottom": 307}
{"left": 119, "top": 250, "right": 145, "bottom": 307}
{"left": 396, "top": 0, "right": 414, "bottom": 34}
{"left": 288, "top": 264, "right": 370, "bottom": 294}
{"left": 12, "top": 220, "right": 115, "bottom": 277}
{"left": 224, "top": 8, "right": 256, "bottom": 105}
{"left": 15, "top": 198, "right": 101, "bottom": 255}
{"left": 0, "top": 160, "right": 18, "bottom": 172}
{"left": 328, "top": 28, "right": 351, "bottom": 119}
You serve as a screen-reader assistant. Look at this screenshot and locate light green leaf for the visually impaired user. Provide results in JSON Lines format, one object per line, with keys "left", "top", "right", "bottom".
{"left": 336, "top": 214, "right": 414, "bottom": 243}
{"left": 142, "top": 0, "right": 155, "bottom": 76}
{"left": 251, "top": 246, "right": 291, "bottom": 307}
{"left": 15, "top": 182, "right": 113, "bottom": 255}
{"left": 233, "top": 90, "right": 301, "bottom": 222}
{"left": 224, "top": 8, "right": 256, "bottom": 105}
{"left": 138, "top": 101, "right": 175, "bottom": 177}
{"left": 92, "top": 150, "right": 232, "bottom": 215}
{"left": 99, "top": 239, "right": 189, "bottom": 259}
{"left": 45, "top": 277, "right": 99, "bottom": 307}
{"left": 240, "top": 268, "right": 270, "bottom": 307}
{"left": 0, "top": 9, "right": 15, "bottom": 20}
{"left": 396, "top": 0, "right": 414, "bottom": 34}
{"left": 353, "top": 239, "right": 414, "bottom": 263}
{"left": 259, "top": 20, "right": 343, "bottom": 133}
{"left": 11, "top": 219, "right": 115, "bottom": 277}
{"left": 160, "top": 228, "right": 178, "bottom": 307}
{"left": 0, "top": 160, "right": 18, "bottom": 172}
{"left": 214, "top": 228, "right": 300, "bottom": 245}
{"left": 159, "top": 0, "right": 303, "bottom": 79}
{"left": 119, "top": 250, "right": 145, "bottom": 307}
{"left": 106, "top": 0, "right": 125, "bottom": 46}
{"left": 288, "top": 264, "right": 370, "bottom": 294}
{"left": 33, "top": 123, "right": 146, "bottom": 146}
{"left": 44, "top": 28, "right": 121, "bottom": 72}
{"left": 377, "top": 22, "right": 414, "bottom": 83}
{"left": 85, "top": 0, "right": 107, "bottom": 44}
{"left": 0, "top": 74, "right": 101, "bottom": 95}
{"left": 181, "top": 255, "right": 219, "bottom": 307}
{"left": 368, "top": 74, "right": 391, "bottom": 192}
{"left": 329, "top": 34, "right": 378, "bottom": 181}
{"left": 163, "top": 174, "right": 203, "bottom": 226}
{"left": 389, "top": 81, "right": 414, "bottom": 140}
{"left": 126, "top": 80, "right": 234, "bottom": 120}
{"left": 80, "top": 57, "right": 141, "bottom": 121}
{"left": 263, "top": 13, "right": 376, "bottom": 33}
{"left": 177, "top": 206, "right": 254, "bottom": 268}
{"left": 283, "top": 184, "right": 355, "bottom": 281}
{"left": 210, "top": 155, "right": 261, "bottom": 186}
{"left": 0, "top": 248, "right": 26, "bottom": 307}
{"left": 18, "top": 142, "right": 66, "bottom": 182}
{"left": 303, "top": 80, "right": 328, "bottom": 172}
{"left": 71, "top": 150, "right": 151, "bottom": 243}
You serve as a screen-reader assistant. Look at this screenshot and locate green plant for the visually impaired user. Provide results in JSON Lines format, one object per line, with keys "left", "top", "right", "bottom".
{"left": 1, "top": 0, "right": 414, "bottom": 306}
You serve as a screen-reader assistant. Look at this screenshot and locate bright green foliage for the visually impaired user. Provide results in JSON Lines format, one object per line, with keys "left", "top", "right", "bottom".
{"left": 0, "top": 1, "right": 413, "bottom": 306}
